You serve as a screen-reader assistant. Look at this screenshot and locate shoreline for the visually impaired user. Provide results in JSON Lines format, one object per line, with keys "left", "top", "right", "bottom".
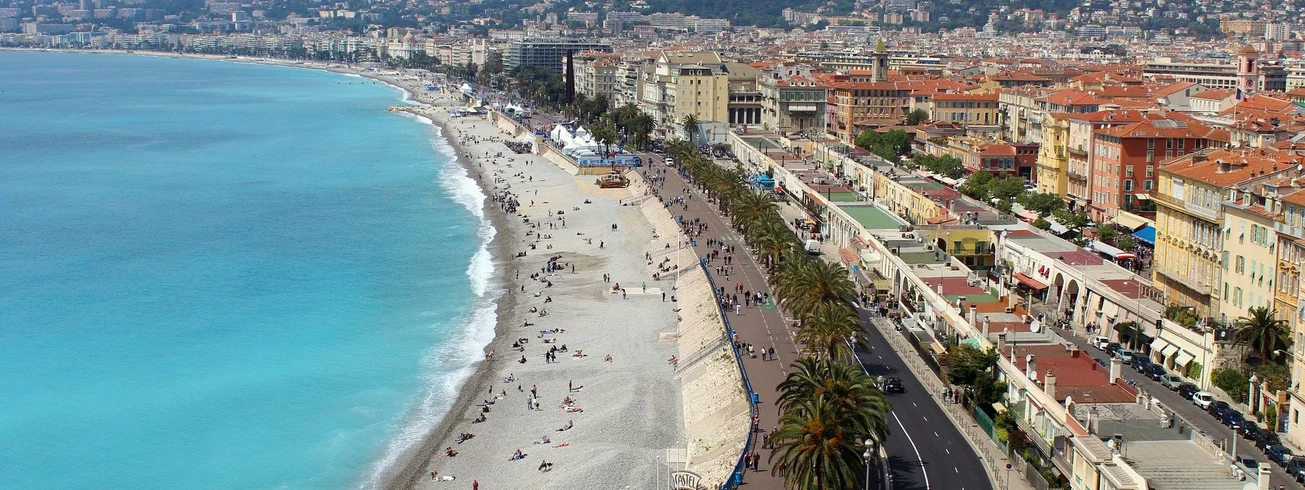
{"left": 6, "top": 47, "right": 698, "bottom": 489}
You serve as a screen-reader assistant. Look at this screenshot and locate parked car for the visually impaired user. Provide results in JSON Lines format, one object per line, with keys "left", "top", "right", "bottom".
{"left": 1256, "top": 431, "right": 1282, "bottom": 453}
{"left": 1222, "top": 410, "right": 1245, "bottom": 429}
{"left": 1144, "top": 363, "right": 1166, "bottom": 381}
{"left": 1132, "top": 354, "right": 1152, "bottom": 372}
{"left": 1160, "top": 374, "right": 1184, "bottom": 389}
{"left": 1240, "top": 421, "right": 1264, "bottom": 440}
{"left": 882, "top": 377, "right": 905, "bottom": 393}
{"left": 1093, "top": 357, "right": 1107, "bottom": 367}
{"left": 1192, "top": 391, "right": 1215, "bottom": 409}
{"left": 1286, "top": 456, "right": 1305, "bottom": 482}
{"left": 1268, "top": 444, "right": 1295, "bottom": 467}
{"left": 1208, "top": 401, "right": 1232, "bottom": 419}
{"left": 1238, "top": 453, "right": 1261, "bottom": 470}
{"left": 1090, "top": 336, "right": 1111, "bottom": 350}
{"left": 1177, "top": 383, "right": 1199, "bottom": 399}
{"left": 1105, "top": 342, "right": 1123, "bottom": 357}
{"left": 1116, "top": 349, "right": 1135, "bottom": 365}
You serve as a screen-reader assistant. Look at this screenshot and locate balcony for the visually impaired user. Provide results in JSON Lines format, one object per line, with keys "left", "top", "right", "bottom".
{"left": 1153, "top": 264, "right": 1214, "bottom": 295}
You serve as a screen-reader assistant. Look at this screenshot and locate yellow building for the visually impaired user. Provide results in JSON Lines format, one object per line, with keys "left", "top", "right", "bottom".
{"left": 1282, "top": 190, "right": 1305, "bottom": 449}
{"left": 931, "top": 92, "right": 1001, "bottom": 129}
{"left": 928, "top": 225, "right": 996, "bottom": 269}
{"left": 1035, "top": 114, "right": 1070, "bottom": 196}
{"left": 1220, "top": 198, "right": 1279, "bottom": 325}
{"left": 670, "top": 65, "right": 730, "bottom": 126}
{"left": 873, "top": 172, "right": 947, "bottom": 225}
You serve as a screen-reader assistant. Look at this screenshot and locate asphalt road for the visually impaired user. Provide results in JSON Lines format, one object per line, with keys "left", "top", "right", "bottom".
{"left": 1050, "top": 324, "right": 1302, "bottom": 489}
{"left": 854, "top": 314, "right": 995, "bottom": 490}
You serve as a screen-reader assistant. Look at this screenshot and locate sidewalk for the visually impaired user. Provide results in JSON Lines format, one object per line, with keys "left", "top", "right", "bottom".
{"left": 663, "top": 163, "right": 802, "bottom": 489}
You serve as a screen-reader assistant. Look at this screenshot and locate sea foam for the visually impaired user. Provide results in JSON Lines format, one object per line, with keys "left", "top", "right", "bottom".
{"left": 361, "top": 123, "right": 501, "bottom": 489}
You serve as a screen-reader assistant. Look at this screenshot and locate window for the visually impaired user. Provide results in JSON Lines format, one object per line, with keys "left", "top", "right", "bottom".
{"left": 1147, "top": 138, "right": 1155, "bottom": 149}
{"left": 1146, "top": 166, "right": 1154, "bottom": 177}
{"left": 1124, "top": 180, "right": 1134, "bottom": 191}
{"left": 1144, "top": 180, "right": 1153, "bottom": 191}
{"left": 1236, "top": 255, "right": 1245, "bottom": 273}
{"left": 1126, "top": 166, "right": 1134, "bottom": 177}
{"left": 1166, "top": 139, "right": 1174, "bottom": 149}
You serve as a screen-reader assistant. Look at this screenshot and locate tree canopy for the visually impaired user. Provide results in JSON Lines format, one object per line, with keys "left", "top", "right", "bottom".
{"left": 855, "top": 129, "right": 912, "bottom": 162}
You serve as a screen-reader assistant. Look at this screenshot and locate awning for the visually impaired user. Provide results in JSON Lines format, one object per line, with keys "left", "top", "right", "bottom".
{"left": 1049, "top": 222, "right": 1069, "bottom": 234}
{"left": 1016, "top": 210, "right": 1039, "bottom": 221}
{"left": 1161, "top": 344, "right": 1180, "bottom": 358}
{"left": 1174, "top": 351, "right": 1195, "bottom": 368}
{"left": 960, "top": 337, "right": 982, "bottom": 349}
{"left": 1114, "top": 212, "right": 1150, "bottom": 231}
{"left": 1014, "top": 272, "right": 1049, "bottom": 290}
{"left": 1091, "top": 240, "right": 1136, "bottom": 260}
{"left": 839, "top": 248, "right": 859, "bottom": 266}
{"left": 1133, "top": 225, "right": 1156, "bottom": 246}
{"left": 1150, "top": 337, "right": 1169, "bottom": 353}
{"left": 852, "top": 235, "right": 869, "bottom": 250}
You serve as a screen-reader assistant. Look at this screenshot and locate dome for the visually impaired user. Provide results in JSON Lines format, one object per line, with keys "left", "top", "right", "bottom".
{"left": 1240, "top": 44, "right": 1258, "bottom": 55}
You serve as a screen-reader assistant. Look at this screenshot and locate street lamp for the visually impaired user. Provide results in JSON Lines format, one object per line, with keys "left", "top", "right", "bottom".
{"left": 862, "top": 439, "right": 873, "bottom": 490}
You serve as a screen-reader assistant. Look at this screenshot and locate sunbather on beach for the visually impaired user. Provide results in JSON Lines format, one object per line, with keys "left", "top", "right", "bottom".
{"left": 538, "top": 460, "right": 553, "bottom": 472}
{"left": 510, "top": 449, "right": 525, "bottom": 461}
{"left": 444, "top": 447, "right": 457, "bottom": 457}
{"left": 557, "top": 420, "right": 573, "bottom": 431}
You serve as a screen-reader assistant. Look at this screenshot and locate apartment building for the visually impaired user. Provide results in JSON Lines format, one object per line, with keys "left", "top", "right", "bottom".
{"left": 1279, "top": 189, "right": 1305, "bottom": 449}
{"left": 1034, "top": 90, "right": 1109, "bottom": 197}
{"left": 505, "top": 38, "right": 613, "bottom": 73}
{"left": 574, "top": 51, "right": 620, "bottom": 105}
{"left": 1152, "top": 148, "right": 1304, "bottom": 320}
{"left": 1088, "top": 118, "right": 1229, "bottom": 221}
{"left": 1063, "top": 110, "right": 1154, "bottom": 209}
{"left": 759, "top": 74, "right": 828, "bottom": 134}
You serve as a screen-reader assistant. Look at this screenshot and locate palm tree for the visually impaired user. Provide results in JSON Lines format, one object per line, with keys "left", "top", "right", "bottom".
{"left": 770, "top": 397, "right": 865, "bottom": 490}
{"left": 1233, "top": 306, "right": 1292, "bottom": 362}
{"left": 773, "top": 257, "right": 858, "bottom": 321}
{"left": 773, "top": 357, "right": 891, "bottom": 489}
{"left": 731, "top": 191, "right": 779, "bottom": 235}
{"left": 750, "top": 222, "right": 799, "bottom": 272}
{"left": 795, "top": 302, "right": 863, "bottom": 360}
{"left": 590, "top": 123, "right": 619, "bottom": 158}
{"left": 681, "top": 114, "right": 699, "bottom": 144}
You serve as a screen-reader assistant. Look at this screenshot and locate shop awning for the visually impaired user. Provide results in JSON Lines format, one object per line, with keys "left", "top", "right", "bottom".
{"left": 1132, "top": 225, "right": 1156, "bottom": 246}
{"left": 839, "top": 248, "right": 859, "bottom": 266}
{"left": 1113, "top": 212, "right": 1150, "bottom": 231}
{"left": 852, "top": 235, "right": 869, "bottom": 250}
{"left": 1014, "top": 272, "right": 1049, "bottom": 290}
{"left": 1174, "top": 350, "right": 1195, "bottom": 368}
{"left": 1161, "top": 344, "right": 1180, "bottom": 358}
{"left": 1091, "top": 240, "right": 1136, "bottom": 260}
{"left": 1049, "top": 222, "right": 1069, "bottom": 235}
{"left": 1150, "top": 337, "right": 1169, "bottom": 353}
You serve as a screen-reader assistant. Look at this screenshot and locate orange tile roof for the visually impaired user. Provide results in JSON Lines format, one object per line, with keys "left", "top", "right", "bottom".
{"left": 1162, "top": 147, "right": 1305, "bottom": 188}
{"left": 1192, "top": 89, "right": 1236, "bottom": 101}
{"left": 1039, "top": 89, "right": 1109, "bottom": 106}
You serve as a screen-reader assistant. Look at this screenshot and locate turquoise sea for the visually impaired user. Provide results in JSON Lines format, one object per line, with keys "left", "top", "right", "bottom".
{"left": 0, "top": 52, "right": 497, "bottom": 489}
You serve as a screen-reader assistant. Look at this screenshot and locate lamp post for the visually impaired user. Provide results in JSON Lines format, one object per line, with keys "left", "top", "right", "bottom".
{"left": 862, "top": 438, "right": 873, "bottom": 490}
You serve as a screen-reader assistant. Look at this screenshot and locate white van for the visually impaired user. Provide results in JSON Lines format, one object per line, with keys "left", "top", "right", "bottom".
{"left": 804, "top": 239, "right": 821, "bottom": 255}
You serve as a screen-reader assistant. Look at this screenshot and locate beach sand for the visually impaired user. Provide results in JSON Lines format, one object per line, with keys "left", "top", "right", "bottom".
{"left": 370, "top": 83, "right": 688, "bottom": 488}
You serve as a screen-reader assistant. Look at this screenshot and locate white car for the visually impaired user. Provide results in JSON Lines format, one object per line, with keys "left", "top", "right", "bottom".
{"left": 1090, "top": 336, "right": 1111, "bottom": 350}
{"left": 1192, "top": 391, "right": 1215, "bottom": 409}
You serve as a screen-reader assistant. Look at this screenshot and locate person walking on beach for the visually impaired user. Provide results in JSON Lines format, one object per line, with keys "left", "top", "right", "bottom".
{"left": 473, "top": 480, "right": 478, "bottom": 490}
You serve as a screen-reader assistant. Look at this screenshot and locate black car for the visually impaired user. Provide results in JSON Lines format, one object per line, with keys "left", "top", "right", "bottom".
{"left": 1105, "top": 342, "right": 1122, "bottom": 356}
{"left": 1256, "top": 430, "right": 1282, "bottom": 453}
{"left": 1241, "top": 421, "right": 1264, "bottom": 440}
{"left": 1132, "top": 355, "right": 1151, "bottom": 372}
{"left": 882, "top": 377, "right": 905, "bottom": 393}
{"left": 1268, "top": 444, "right": 1295, "bottom": 467}
{"left": 1222, "top": 410, "right": 1245, "bottom": 429}
{"left": 1208, "top": 401, "right": 1232, "bottom": 419}
{"left": 1176, "top": 383, "right": 1199, "bottom": 399}
{"left": 1144, "top": 363, "right": 1166, "bottom": 381}
{"left": 1286, "top": 456, "right": 1305, "bottom": 483}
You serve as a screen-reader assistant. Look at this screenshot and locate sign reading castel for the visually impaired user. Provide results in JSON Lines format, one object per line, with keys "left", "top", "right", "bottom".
{"left": 669, "top": 470, "right": 703, "bottom": 490}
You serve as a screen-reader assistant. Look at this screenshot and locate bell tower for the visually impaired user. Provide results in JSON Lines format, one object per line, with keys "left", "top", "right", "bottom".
{"left": 871, "top": 39, "right": 889, "bottom": 83}
{"left": 1236, "top": 44, "right": 1259, "bottom": 93}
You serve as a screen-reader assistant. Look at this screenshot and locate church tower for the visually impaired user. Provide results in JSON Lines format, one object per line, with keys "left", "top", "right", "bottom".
{"left": 871, "top": 39, "right": 889, "bottom": 83}
{"left": 1236, "top": 44, "right": 1259, "bottom": 93}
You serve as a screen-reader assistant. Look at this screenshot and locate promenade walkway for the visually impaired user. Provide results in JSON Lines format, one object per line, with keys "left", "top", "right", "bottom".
{"left": 650, "top": 159, "right": 807, "bottom": 489}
